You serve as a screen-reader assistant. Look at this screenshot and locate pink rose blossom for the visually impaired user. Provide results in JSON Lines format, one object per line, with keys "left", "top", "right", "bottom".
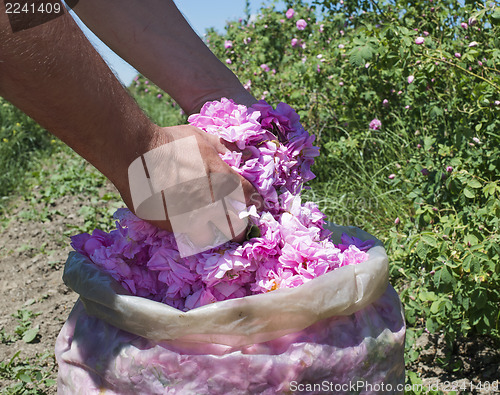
{"left": 286, "top": 8, "right": 295, "bottom": 19}
{"left": 71, "top": 99, "right": 369, "bottom": 311}
{"left": 408, "top": 75, "right": 415, "bottom": 84}
{"left": 296, "top": 19, "right": 307, "bottom": 30}
{"left": 369, "top": 118, "right": 382, "bottom": 130}
{"left": 260, "top": 63, "right": 270, "bottom": 72}
{"left": 415, "top": 37, "right": 425, "bottom": 45}
{"left": 224, "top": 40, "right": 233, "bottom": 49}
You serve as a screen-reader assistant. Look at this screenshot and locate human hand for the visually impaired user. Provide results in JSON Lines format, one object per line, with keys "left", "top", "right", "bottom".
{"left": 118, "top": 124, "right": 263, "bottom": 254}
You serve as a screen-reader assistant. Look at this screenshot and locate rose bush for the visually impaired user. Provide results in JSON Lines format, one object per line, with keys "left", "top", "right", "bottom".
{"left": 130, "top": 0, "right": 499, "bottom": 387}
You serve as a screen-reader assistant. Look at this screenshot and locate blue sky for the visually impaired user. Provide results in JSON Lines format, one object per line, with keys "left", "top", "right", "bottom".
{"left": 71, "top": 1, "right": 289, "bottom": 86}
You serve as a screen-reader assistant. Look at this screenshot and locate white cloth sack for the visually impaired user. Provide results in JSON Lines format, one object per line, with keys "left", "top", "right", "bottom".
{"left": 55, "top": 224, "right": 406, "bottom": 394}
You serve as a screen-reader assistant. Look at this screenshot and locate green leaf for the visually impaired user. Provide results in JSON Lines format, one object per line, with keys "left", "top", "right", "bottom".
{"left": 18, "top": 372, "right": 32, "bottom": 383}
{"left": 483, "top": 182, "right": 497, "bottom": 197}
{"left": 22, "top": 327, "right": 39, "bottom": 343}
{"left": 463, "top": 188, "right": 475, "bottom": 198}
{"left": 467, "top": 179, "right": 482, "bottom": 189}
{"left": 419, "top": 291, "right": 437, "bottom": 301}
{"left": 349, "top": 46, "right": 373, "bottom": 67}
{"left": 416, "top": 241, "right": 428, "bottom": 259}
{"left": 421, "top": 234, "right": 437, "bottom": 247}
{"left": 430, "top": 299, "right": 444, "bottom": 314}
{"left": 430, "top": 106, "right": 443, "bottom": 118}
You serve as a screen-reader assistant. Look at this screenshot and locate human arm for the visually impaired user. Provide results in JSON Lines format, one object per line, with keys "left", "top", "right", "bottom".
{"left": 0, "top": 3, "right": 261, "bottom": 241}
{"left": 70, "top": 0, "right": 256, "bottom": 115}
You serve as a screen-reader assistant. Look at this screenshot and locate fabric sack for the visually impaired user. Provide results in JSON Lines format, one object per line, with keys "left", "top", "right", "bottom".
{"left": 55, "top": 223, "right": 406, "bottom": 394}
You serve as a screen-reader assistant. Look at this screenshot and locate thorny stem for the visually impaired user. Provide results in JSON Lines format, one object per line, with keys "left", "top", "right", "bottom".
{"left": 425, "top": 54, "right": 500, "bottom": 93}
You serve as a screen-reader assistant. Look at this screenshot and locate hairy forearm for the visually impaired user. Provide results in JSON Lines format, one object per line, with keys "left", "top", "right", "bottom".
{"left": 0, "top": 3, "right": 158, "bottom": 191}
{"left": 71, "top": 0, "right": 256, "bottom": 114}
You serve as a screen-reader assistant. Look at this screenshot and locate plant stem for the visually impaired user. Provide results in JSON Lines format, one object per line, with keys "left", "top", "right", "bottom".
{"left": 425, "top": 55, "right": 500, "bottom": 93}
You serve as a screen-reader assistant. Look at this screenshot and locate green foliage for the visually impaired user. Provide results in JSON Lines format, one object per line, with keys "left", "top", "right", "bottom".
{"left": 128, "top": 79, "right": 187, "bottom": 126}
{"left": 204, "top": 0, "right": 500, "bottom": 376}
{"left": 0, "top": 98, "right": 57, "bottom": 213}
{"left": 387, "top": 130, "right": 500, "bottom": 349}
{"left": 14, "top": 149, "right": 122, "bottom": 234}
{"left": 0, "top": 351, "right": 56, "bottom": 394}
{"left": 12, "top": 309, "right": 40, "bottom": 344}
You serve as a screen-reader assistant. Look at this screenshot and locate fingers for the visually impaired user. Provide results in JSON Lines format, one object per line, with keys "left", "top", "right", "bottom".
{"left": 123, "top": 124, "right": 265, "bottom": 251}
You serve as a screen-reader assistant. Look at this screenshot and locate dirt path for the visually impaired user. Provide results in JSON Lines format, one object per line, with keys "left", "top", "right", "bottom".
{"left": 0, "top": 181, "right": 117, "bottom": 393}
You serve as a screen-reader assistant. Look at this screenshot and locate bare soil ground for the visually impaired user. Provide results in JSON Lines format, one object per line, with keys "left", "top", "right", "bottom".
{"left": 0, "top": 181, "right": 499, "bottom": 394}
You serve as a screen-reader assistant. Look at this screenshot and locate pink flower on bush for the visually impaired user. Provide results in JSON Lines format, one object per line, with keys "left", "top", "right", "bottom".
{"left": 260, "top": 64, "right": 270, "bottom": 72}
{"left": 291, "top": 38, "right": 299, "bottom": 47}
{"left": 224, "top": 40, "right": 233, "bottom": 49}
{"left": 383, "top": 99, "right": 389, "bottom": 107}
{"left": 369, "top": 118, "right": 382, "bottom": 130}
{"left": 408, "top": 75, "right": 415, "bottom": 84}
{"left": 338, "top": 43, "right": 345, "bottom": 49}
{"left": 423, "top": 31, "right": 430, "bottom": 36}
{"left": 296, "top": 19, "right": 307, "bottom": 30}
{"left": 388, "top": 174, "right": 396, "bottom": 179}
{"left": 455, "top": 52, "right": 461, "bottom": 58}
{"left": 446, "top": 166, "right": 453, "bottom": 172}
{"left": 461, "top": 22, "right": 468, "bottom": 29}
{"left": 415, "top": 37, "right": 425, "bottom": 45}
{"left": 286, "top": 8, "right": 295, "bottom": 19}
{"left": 468, "top": 41, "right": 478, "bottom": 47}
{"left": 226, "top": 59, "right": 232, "bottom": 64}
